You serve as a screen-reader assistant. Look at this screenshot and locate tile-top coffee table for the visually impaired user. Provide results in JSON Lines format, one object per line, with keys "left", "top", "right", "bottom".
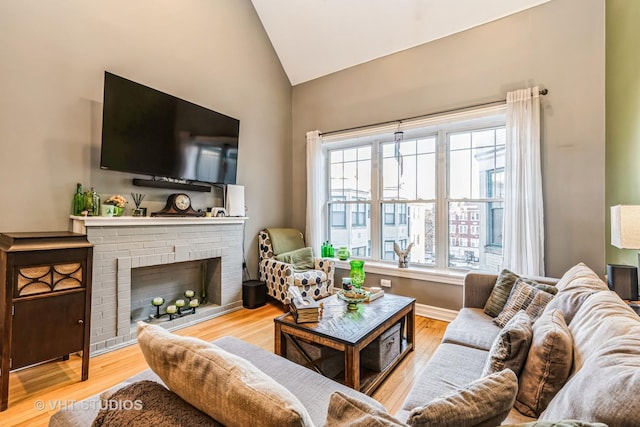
{"left": 274, "top": 293, "right": 415, "bottom": 395}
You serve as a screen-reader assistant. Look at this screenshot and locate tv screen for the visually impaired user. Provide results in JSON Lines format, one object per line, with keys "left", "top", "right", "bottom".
{"left": 100, "top": 72, "right": 239, "bottom": 184}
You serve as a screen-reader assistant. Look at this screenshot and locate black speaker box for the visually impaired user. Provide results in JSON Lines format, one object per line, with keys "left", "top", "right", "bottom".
{"left": 606, "top": 264, "right": 639, "bottom": 301}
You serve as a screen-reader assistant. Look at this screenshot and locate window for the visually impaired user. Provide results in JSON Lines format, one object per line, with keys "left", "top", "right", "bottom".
{"left": 324, "top": 108, "right": 505, "bottom": 271}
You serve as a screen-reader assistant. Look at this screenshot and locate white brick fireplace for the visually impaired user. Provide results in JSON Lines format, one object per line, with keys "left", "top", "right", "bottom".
{"left": 71, "top": 216, "right": 247, "bottom": 354}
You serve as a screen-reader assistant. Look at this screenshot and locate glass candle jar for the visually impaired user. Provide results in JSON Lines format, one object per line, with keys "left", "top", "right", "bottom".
{"left": 349, "top": 260, "right": 365, "bottom": 288}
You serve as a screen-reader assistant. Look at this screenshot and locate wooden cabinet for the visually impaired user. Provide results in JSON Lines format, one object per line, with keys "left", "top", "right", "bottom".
{"left": 0, "top": 232, "right": 93, "bottom": 411}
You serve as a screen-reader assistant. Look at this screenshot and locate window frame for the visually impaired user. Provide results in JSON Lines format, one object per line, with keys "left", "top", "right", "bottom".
{"left": 321, "top": 106, "right": 506, "bottom": 272}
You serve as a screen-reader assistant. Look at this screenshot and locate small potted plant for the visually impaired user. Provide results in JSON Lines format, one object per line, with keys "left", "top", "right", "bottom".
{"left": 104, "top": 195, "right": 127, "bottom": 216}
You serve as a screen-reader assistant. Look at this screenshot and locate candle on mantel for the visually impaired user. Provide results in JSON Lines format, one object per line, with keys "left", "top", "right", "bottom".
{"left": 175, "top": 299, "right": 186, "bottom": 308}
{"left": 151, "top": 297, "right": 164, "bottom": 307}
{"left": 166, "top": 305, "right": 177, "bottom": 314}
{"left": 184, "top": 290, "right": 195, "bottom": 298}
{"left": 189, "top": 299, "right": 199, "bottom": 308}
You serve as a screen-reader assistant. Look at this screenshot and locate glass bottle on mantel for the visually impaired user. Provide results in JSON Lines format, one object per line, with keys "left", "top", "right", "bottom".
{"left": 91, "top": 187, "right": 100, "bottom": 216}
{"left": 84, "top": 187, "right": 100, "bottom": 216}
{"left": 73, "top": 183, "right": 84, "bottom": 216}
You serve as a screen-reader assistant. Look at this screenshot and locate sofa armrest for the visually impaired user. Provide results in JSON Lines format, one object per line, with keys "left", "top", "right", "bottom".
{"left": 463, "top": 272, "right": 498, "bottom": 308}
{"left": 314, "top": 258, "right": 335, "bottom": 294}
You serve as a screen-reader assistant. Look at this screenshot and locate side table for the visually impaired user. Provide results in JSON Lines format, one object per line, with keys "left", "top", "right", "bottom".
{"left": 0, "top": 232, "right": 93, "bottom": 411}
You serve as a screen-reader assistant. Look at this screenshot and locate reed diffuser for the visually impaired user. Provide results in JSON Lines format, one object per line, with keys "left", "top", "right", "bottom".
{"left": 131, "top": 193, "right": 146, "bottom": 216}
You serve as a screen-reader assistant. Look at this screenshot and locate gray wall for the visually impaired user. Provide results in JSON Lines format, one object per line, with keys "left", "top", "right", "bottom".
{"left": 0, "top": 0, "right": 291, "bottom": 277}
{"left": 292, "top": 0, "right": 605, "bottom": 309}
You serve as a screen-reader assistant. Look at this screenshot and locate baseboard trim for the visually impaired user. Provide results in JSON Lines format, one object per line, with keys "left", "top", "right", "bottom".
{"left": 415, "top": 303, "right": 458, "bottom": 322}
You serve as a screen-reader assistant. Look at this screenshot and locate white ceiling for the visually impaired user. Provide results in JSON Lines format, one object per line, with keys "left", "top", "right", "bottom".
{"left": 251, "top": 0, "right": 552, "bottom": 85}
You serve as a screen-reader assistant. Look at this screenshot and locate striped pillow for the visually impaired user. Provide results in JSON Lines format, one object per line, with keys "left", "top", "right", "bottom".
{"left": 484, "top": 269, "right": 522, "bottom": 318}
{"left": 494, "top": 279, "right": 555, "bottom": 328}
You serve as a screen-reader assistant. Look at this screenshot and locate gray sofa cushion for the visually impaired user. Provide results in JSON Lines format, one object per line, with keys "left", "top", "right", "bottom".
{"left": 442, "top": 308, "right": 501, "bottom": 351}
{"left": 400, "top": 342, "right": 488, "bottom": 412}
{"left": 406, "top": 369, "right": 518, "bottom": 427}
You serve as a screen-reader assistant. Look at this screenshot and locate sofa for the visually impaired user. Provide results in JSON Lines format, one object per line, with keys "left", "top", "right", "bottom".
{"left": 50, "top": 262, "right": 639, "bottom": 426}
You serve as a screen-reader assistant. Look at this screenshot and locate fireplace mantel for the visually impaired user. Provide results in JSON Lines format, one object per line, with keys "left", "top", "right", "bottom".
{"left": 71, "top": 215, "right": 248, "bottom": 233}
{"left": 70, "top": 215, "right": 247, "bottom": 355}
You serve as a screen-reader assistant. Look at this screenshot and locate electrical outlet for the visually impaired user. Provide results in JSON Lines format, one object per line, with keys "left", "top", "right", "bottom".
{"left": 380, "top": 279, "right": 392, "bottom": 288}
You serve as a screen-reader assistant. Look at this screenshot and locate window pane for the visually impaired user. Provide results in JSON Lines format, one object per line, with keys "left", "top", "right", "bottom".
{"left": 382, "top": 136, "right": 436, "bottom": 201}
{"left": 448, "top": 201, "right": 502, "bottom": 271}
{"left": 381, "top": 203, "right": 435, "bottom": 266}
{"left": 449, "top": 150, "right": 470, "bottom": 198}
{"left": 449, "top": 133, "right": 471, "bottom": 150}
{"left": 329, "top": 146, "right": 372, "bottom": 202}
{"left": 329, "top": 203, "right": 371, "bottom": 257}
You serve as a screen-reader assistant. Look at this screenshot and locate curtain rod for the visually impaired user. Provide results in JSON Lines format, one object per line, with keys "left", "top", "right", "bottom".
{"left": 319, "top": 88, "right": 549, "bottom": 137}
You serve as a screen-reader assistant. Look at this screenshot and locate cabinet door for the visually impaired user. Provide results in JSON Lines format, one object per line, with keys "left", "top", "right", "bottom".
{"left": 11, "top": 292, "right": 86, "bottom": 370}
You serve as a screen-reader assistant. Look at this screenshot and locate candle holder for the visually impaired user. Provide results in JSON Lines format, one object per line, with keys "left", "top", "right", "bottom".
{"left": 148, "top": 290, "right": 203, "bottom": 322}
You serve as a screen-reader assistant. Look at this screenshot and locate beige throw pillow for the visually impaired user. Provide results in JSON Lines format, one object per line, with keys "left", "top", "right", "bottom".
{"left": 482, "top": 310, "right": 533, "bottom": 377}
{"left": 515, "top": 309, "right": 573, "bottom": 417}
{"left": 494, "top": 279, "right": 555, "bottom": 328}
{"left": 325, "top": 391, "right": 407, "bottom": 427}
{"left": 136, "top": 322, "right": 314, "bottom": 427}
{"left": 407, "top": 369, "right": 518, "bottom": 427}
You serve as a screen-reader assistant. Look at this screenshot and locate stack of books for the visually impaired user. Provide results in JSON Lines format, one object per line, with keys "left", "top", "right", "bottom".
{"left": 290, "top": 297, "right": 320, "bottom": 323}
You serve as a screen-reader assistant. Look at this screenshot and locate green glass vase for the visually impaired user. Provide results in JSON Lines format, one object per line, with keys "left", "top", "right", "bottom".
{"left": 349, "top": 260, "right": 365, "bottom": 289}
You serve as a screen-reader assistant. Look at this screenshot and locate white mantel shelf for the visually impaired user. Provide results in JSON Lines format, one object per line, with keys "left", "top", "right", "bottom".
{"left": 70, "top": 215, "right": 248, "bottom": 233}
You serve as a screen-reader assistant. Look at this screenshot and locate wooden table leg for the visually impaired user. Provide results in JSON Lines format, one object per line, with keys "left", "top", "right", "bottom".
{"left": 344, "top": 346, "right": 361, "bottom": 391}
{"left": 1, "top": 358, "right": 8, "bottom": 411}
{"left": 274, "top": 322, "right": 285, "bottom": 356}
{"left": 407, "top": 302, "right": 416, "bottom": 351}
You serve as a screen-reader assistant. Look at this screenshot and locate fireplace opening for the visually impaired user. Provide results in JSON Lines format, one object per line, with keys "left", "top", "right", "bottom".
{"left": 130, "top": 258, "right": 221, "bottom": 323}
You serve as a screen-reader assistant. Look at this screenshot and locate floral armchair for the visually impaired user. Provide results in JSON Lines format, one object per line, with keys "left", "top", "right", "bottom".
{"left": 258, "top": 229, "right": 334, "bottom": 305}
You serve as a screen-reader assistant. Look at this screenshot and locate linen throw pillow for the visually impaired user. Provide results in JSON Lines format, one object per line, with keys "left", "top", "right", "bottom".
{"left": 276, "top": 247, "right": 315, "bottom": 270}
{"left": 136, "top": 322, "right": 314, "bottom": 427}
{"left": 406, "top": 369, "right": 518, "bottom": 427}
{"left": 92, "top": 380, "right": 219, "bottom": 427}
{"left": 482, "top": 310, "right": 533, "bottom": 377}
{"left": 494, "top": 279, "right": 555, "bottom": 328}
{"left": 514, "top": 309, "right": 573, "bottom": 417}
{"left": 325, "top": 391, "right": 407, "bottom": 427}
{"left": 484, "top": 269, "right": 521, "bottom": 317}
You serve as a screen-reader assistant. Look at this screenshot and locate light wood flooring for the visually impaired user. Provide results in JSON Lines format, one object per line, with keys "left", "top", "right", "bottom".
{"left": 3, "top": 302, "right": 448, "bottom": 426}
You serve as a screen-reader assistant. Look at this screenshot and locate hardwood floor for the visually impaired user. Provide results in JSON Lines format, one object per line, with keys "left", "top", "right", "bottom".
{"left": 3, "top": 302, "right": 448, "bottom": 426}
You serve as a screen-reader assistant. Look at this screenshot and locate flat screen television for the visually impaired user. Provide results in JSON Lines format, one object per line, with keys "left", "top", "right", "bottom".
{"left": 100, "top": 72, "right": 240, "bottom": 185}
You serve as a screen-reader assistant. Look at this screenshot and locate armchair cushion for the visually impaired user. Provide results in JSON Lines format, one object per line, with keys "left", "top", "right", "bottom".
{"left": 276, "top": 247, "right": 315, "bottom": 270}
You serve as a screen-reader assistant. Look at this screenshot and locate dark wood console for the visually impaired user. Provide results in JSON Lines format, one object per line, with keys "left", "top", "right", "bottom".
{"left": 0, "top": 232, "right": 93, "bottom": 411}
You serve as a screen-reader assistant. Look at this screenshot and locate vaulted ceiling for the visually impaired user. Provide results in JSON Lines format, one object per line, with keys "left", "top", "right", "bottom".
{"left": 251, "top": 0, "right": 553, "bottom": 85}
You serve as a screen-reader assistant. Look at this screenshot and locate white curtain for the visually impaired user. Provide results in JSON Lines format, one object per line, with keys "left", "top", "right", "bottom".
{"left": 305, "top": 130, "right": 325, "bottom": 256}
{"left": 502, "top": 87, "right": 545, "bottom": 276}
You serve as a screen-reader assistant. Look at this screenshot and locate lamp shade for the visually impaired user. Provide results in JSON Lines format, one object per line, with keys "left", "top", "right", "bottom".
{"left": 611, "top": 205, "right": 640, "bottom": 249}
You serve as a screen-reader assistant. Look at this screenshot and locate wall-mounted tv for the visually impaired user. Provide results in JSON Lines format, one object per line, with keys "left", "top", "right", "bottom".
{"left": 100, "top": 72, "right": 240, "bottom": 185}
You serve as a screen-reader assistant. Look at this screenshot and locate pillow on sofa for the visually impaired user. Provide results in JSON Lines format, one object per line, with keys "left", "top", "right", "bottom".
{"left": 554, "top": 263, "right": 608, "bottom": 293}
{"left": 325, "top": 391, "right": 407, "bottom": 426}
{"left": 482, "top": 310, "right": 533, "bottom": 377}
{"left": 515, "top": 309, "right": 573, "bottom": 418}
{"left": 495, "top": 279, "right": 555, "bottom": 328}
{"left": 276, "top": 247, "right": 315, "bottom": 270}
{"left": 484, "top": 269, "right": 521, "bottom": 317}
{"left": 136, "top": 322, "right": 313, "bottom": 427}
{"left": 406, "top": 369, "right": 518, "bottom": 427}
{"left": 542, "top": 290, "right": 594, "bottom": 325}
{"left": 93, "top": 380, "right": 218, "bottom": 427}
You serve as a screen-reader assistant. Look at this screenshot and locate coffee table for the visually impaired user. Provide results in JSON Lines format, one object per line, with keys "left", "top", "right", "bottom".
{"left": 274, "top": 293, "right": 415, "bottom": 395}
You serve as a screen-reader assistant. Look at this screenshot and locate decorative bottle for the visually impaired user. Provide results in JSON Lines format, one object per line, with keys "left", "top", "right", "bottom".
{"left": 83, "top": 189, "right": 94, "bottom": 215}
{"left": 91, "top": 188, "right": 100, "bottom": 216}
{"left": 73, "top": 183, "right": 84, "bottom": 216}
